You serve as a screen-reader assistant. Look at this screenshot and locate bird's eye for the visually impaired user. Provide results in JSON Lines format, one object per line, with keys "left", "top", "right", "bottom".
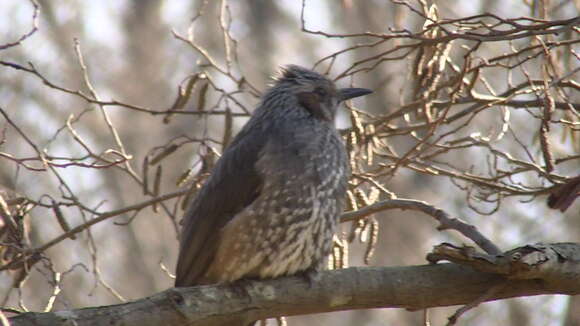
{"left": 314, "top": 87, "right": 327, "bottom": 97}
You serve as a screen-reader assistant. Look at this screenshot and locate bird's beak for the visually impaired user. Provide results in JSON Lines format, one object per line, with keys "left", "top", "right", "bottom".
{"left": 339, "top": 88, "right": 373, "bottom": 102}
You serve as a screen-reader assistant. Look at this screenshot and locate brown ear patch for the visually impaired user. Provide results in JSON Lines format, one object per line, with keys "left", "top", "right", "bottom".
{"left": 297, "top": 92, "right": 329, "bottom": 121}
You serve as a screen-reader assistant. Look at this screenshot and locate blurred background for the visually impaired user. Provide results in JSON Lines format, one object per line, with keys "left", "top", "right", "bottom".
{"left": 1, "top": 0, "right": 579, "bottom": 325}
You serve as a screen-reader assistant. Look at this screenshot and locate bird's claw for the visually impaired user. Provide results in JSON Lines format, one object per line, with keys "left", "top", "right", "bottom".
{"left": 300, "top": 269, "right": 321, "bottom": 289}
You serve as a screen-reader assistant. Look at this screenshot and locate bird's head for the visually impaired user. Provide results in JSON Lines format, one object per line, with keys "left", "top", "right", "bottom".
{"left": 271, "top": 65, "right": 372, "bottom": 122}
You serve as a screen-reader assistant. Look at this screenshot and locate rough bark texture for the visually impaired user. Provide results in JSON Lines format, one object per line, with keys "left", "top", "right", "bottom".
{"left": 9, "top": 243, "right": 580, "bottom": 326}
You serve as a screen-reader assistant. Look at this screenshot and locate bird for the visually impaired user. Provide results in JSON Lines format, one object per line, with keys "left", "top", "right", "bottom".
{"left": 174, "top": 65, "right": 371, "bottom": 323}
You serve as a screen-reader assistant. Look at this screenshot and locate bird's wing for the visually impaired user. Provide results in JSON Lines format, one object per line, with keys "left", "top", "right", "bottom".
{"left": 175, "top": 125, "right": 266, "bottom": 286}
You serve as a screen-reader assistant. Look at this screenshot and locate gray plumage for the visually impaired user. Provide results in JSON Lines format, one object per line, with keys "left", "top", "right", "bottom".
{"left": 175, "top": 65, "right": 371, "bottom": 290}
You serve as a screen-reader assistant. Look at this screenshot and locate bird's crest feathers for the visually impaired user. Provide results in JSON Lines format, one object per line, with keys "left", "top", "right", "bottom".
{"left": 273, "top": 65, "right": 329, "bottom": 85}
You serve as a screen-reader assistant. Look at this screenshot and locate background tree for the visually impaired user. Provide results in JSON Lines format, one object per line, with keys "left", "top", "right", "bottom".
{"left": 0, "top": 0, "right": 579, "bottom": 325}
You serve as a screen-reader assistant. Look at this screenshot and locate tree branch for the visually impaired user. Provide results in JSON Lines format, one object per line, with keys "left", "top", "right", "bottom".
{"left": 341, "top": 198, "right": 502, "bottom": 255}
{"left": 10, "top": 242, "right": 580, "bottom": 326}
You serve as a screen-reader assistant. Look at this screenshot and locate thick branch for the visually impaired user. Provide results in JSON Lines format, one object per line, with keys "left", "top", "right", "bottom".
{"left": 428, "top": 242, "right": 580, "bottom": 286}
{"left": 10, "top": 255, "right": 580, "bottom": 326}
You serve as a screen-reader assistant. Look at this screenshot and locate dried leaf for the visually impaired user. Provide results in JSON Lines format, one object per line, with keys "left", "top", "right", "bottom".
{"left": 164, "top": 73, "right": 201, "bottom": 124}
{"left": 52, "top": 201, "right": 75, "bottom": 240}
{"left": 196, "top": 79, "right": 210, "bottom": 111}
{"left": 142, "top": 156, "right": 149, "bottom": 195}
{"left": 364, "top": 218, "right": 379, "bottom": 265}
{"left": 149, "top": 144, "right": 179, "bottom": 165}
{"left": 153, "top": 165, "right": 162, "bottom": 213}
{"left": 222, "top": 108, "right": 233, "bottom": 149}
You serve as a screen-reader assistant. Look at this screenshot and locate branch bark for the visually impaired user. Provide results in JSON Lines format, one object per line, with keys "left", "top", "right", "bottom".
{"left": 10, "top": 243, "right": 580, "bottom": 326}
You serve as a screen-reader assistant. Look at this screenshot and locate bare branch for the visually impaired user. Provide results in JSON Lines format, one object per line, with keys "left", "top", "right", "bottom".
{"left": 9, "top": 252, "right": 580, "bottom": 326}
{"left": 0, "top": 0, "right": 39, "bottom": 51}
{"left": 341, "top": 198, "right": 502, "bottom": 255}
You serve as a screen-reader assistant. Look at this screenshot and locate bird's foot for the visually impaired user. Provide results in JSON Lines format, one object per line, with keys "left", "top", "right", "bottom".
{"left": 228, "top": 278, "right": 255, "bottom": 299}
{"left": 299, "top": 268, "right": 321, "bottom": 289}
